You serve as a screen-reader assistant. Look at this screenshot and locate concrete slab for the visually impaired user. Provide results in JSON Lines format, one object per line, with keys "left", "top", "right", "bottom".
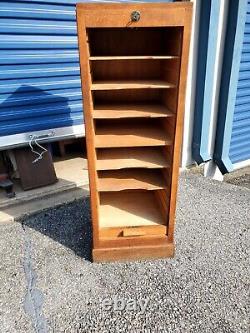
{"left": 0, "top": 155, "right": 89, "bottom": 224}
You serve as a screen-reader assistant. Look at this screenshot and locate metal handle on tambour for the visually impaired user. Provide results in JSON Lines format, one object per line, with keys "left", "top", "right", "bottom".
{"left": 131, "top": 11, "right": 141, "bottom": 22}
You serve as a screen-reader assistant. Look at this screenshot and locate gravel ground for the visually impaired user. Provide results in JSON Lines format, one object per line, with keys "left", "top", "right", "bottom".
{"left": 0, "top": 172, "right": 249, "bottom": 333}
{"left": 224, "top": 167, "right": 250, "bottom": 190}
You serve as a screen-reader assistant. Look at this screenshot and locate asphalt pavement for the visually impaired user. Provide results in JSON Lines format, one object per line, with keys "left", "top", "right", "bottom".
{"left": 0, "top": 171, "right": 249, "bottom": 333}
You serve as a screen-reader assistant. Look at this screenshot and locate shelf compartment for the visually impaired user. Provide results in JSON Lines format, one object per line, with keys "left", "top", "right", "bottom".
{"left": 99, "top": 191, "right": 167, "bottom": 237}
{"left": 93, "top": 89, "right": 163, "bottom": 104}
{"left": 87, "top": 27, "right": 183, "bottom": 57}
{"left": 90, "top": 55, "right": 179, "bottom": 60}
{"left": 91, "top": 80, "right": 176, "bottom": 91}
{"left": 93, "top": 89, "right": 176, "bottom": 112}
{"left": 97, "top": 169, "right": 167, "bottom": 191}
{"left": 95, "top": 121, "right": 172, "bottom": 147}
{"left": 93, "top": 104, "right": 174, "bottom": 119}
{"left": 91, "top": 58, "right": 179, "bottom": 82}
{"left": 96, "top": 147, "right": 170, "bottom": 170}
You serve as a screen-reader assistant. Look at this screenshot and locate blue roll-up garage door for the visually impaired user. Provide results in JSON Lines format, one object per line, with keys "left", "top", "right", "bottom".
{"left": 229, "top": 1, "right": 250, "bottom": 165}
{"left": 214, "top": 0, "right": 250, "bottom": 173}
{"left": 0, "top": 0, "right": 173, "bottom": 150}
{"left": 0, "top": 0, "right": 84, "bottom": 149}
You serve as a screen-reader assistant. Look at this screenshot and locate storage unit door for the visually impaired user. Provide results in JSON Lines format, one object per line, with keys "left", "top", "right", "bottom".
{"left": 0, "top": 0, "right": 174, "bottom": 150}
{"left": 0, "top": 0, "right": 85, "bottom": 149}
{"left": 229, "top": 1, "right": 250, "bottom": 166}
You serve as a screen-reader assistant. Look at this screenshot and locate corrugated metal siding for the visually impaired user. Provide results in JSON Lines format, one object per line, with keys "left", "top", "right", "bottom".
{"left": 229, "top": 1, "right": 250, "bottom": 163}
{"left": 0, "top": 0, "right": 173, "bottom": 144}
{"left": 0, "top": 0, "right": 82, "bottom": 138}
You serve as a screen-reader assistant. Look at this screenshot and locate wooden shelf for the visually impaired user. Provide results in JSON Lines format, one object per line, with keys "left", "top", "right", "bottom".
{"left": 99, "top": 191, "right": 166, "bottom": 228}
{"left": 91, "top": 80, "right": 176, "bottom": 91}
{"left": 93, "top": 104, "right": 174, "bottom": 119}
{"left": 97, "top": 169, "right": 167, "bottom": 191}
{"left": 96, "top": 147, "right": 170, "bottom": 170}
{"left": 95, "top": 122, "right": 171, "bottom": 147}
{"left": 90, "top": 55, "right": 179, "bottom": 60}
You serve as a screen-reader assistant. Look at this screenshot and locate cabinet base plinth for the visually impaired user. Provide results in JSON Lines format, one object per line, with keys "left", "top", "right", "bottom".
{"left": 92, "top": 242, "right": 175, "bottom": 262}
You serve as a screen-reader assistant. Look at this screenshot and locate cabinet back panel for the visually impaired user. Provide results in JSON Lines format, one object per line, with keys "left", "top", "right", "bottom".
{"left": 87, "top": 27, "right": 183, "bottom": 56}
{"left": 91, "top": 59, "right": 180, "bottom": 82}
{"left": 95, "top": 118, "right": 168, "bottom": 129}
{"left": 93, "top": 89, "right": 162, "bottom": 104}
{"left": 91, "top": 59, "right": 161, "bottom": 81}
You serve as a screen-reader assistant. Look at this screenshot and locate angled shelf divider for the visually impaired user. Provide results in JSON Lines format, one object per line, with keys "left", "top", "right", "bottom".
{"left": 91, "top": 80, "right": 176, "bottom": 91}
{"left": 96, "top": 147, "right": 170, "bottom": 170}
{"left": 93, "top": 104, "right": 174, "bottom": 119}
{"left": 95, "top": 121, "right": 172, "bottom": 147}
{"left": 77, "top": 2, "right": 192, "bottom": 262}
{"left": 97, "top": 169, "right": 168, "bottom": 191}
{"left": 89, "top": 55, "right": 180, "bottom": 60}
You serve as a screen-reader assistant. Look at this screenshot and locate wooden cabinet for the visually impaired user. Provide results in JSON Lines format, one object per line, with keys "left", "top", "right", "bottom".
{"left": 76, "top": 3, "right": 192, "bottom": 262}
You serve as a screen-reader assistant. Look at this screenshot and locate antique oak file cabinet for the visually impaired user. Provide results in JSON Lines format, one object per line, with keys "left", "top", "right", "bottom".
{"left": 76, "top": 3, "right": 192, "bottom": 262}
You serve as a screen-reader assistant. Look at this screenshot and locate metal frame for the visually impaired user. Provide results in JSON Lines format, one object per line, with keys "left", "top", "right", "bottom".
{"left": 0, "top": 124, "right": 84, "bottom": 151}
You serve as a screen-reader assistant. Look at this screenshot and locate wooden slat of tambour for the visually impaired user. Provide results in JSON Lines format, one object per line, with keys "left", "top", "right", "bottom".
{"left": 91, "top": 80, "right": 176, "bottom": 90}
{"left": 93, "top": 104, "right": 174, "bottom": 119}
{"left": 97, "top": 169, "right": 167, "bottom": 191}
{"left": 99, "top": 191, "right": 166, "bottom": 228}
{"left": 89, "top": 55, "right": 179, "bottom": 60}
{"left": 96, "top": 147, "right": 170, "bottom": 170}
{"left": 79, "top": 3, "right": 189, "bottom": 28}
{"left": 95, "top": 123, "right": 171, "bottom": 147}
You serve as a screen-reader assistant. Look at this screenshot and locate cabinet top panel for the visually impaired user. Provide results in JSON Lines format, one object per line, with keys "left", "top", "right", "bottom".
{"left": 76, "top": 3, "right": 192, "bottom": 28}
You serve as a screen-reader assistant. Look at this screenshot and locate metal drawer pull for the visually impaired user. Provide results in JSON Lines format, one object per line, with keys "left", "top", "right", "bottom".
{"left": 131, "top": 11, "right": 140, "bottom": 22}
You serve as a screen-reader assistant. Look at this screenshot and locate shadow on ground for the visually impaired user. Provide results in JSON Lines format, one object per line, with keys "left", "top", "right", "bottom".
{"left": 20, "top": 197, "right": 93, "bottom": 261}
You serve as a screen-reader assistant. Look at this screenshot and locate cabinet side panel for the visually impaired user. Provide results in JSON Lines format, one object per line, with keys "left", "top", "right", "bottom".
{"left": 168, "top": 8, "right": 193, "bottom": 242}
{"left": 76, "top": 10, "right": 99, "bottom": 247}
